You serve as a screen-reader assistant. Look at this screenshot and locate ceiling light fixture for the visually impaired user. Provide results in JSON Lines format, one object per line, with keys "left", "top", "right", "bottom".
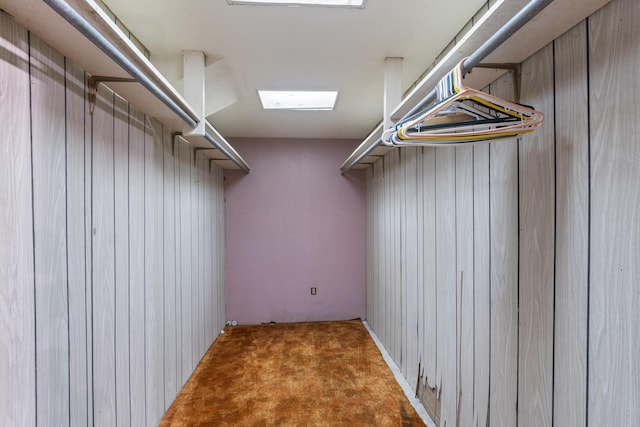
{"left": 227, "top": 0, "right": 365, "bottom": 8}
{"left": 258, "top": 90, "right": 338, "bottom": 111}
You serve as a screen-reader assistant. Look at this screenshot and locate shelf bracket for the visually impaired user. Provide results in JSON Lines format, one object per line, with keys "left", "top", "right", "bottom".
{"left": 474, "top": 63, "right": 522, "bottom": 102}
{"left": 88, "top": 76, "right": 137, "bottom": 115}
{"left": 171, "top": 132, "right": 182, "bottom": 157}
{"left": 193, "top": 148, "right": 215, "bottom": 166}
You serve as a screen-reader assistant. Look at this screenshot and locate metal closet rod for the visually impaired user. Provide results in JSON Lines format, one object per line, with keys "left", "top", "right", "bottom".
{"left": 206, "top": 137, "right": 250, "bottom": 173}
{"left": 46, "top": 0, "right": 252, "bottom": 173}
{"left": 43, "top": 0, "right": 199, "bottom": 129}
{"left": 341, "top": 0, "right": 555, "bottom": 173}
{"left": 204, "top": 126, "right": 251, "bottom": 173}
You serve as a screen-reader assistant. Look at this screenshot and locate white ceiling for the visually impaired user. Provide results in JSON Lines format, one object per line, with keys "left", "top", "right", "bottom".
{"left": 101, "top": 0, "right": 487, "bottom": 140}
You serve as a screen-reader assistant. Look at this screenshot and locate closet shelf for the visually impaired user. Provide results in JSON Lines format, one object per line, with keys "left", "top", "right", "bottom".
{"left": 2, "top": 0, "right": 249, "bottom": 171}
{"left": 342, "top": 0, "right": 610, "bottom": 172}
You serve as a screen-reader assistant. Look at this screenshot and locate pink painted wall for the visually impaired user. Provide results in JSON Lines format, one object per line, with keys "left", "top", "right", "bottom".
{"left": 225, "top": 138, "right": 366, "bottom": 325}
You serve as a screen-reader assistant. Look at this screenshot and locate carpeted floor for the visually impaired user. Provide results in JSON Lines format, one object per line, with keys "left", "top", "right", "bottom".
{"left": 159, "top": 319, "right": 426, "bottom": 426}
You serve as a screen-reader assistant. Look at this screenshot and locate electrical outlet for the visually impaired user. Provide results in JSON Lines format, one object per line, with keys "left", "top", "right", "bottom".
{"left": 311, "top": 287, "right": 317, "bottom": 295}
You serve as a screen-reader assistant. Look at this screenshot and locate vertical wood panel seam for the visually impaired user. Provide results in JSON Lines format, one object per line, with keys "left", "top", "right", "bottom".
{"left": 433, "top": 150, "right": 439, "bottom": 385}
{"left": 85, "top": 71, "right": 94, "bottom": 426}
{"left": 175, "top": 138, "right": 181, "bottom": 398}
{"left": 126, "top": 103, "right": 133, "bottom": 427}
{"left": 454, "top": 148, "right": 459, "bottom": 419}
{"left": 471, "top": 148, "right": 476, "bottom": 419}
{"left": 162, "top": 121, "right": 167, "bottom": 412}
{"left": 487, "top": 141, "right": 492, "bottom": 427}
{"left": 89, "top": 60, "right": 95, "bottom": 427}
{"left": 516, "top": 136, "right": 521, "bottom": 426}
{"left": 83, "top": 70, "right": 90, "bottom": 427}
{"left": 584, "top": 16, "right": 592, "bottom": 427}
{"left": 169, "top": 135, "right": 174, "bottom": 404}
{"left": 197, "top": 153, "right": 201, "bottom": 362}
{"left": 551, "top": 38, "right": 557, "bottom": 427}
{"left": 436, "top": 150, "right": 440, "bottom": 385}
{"left": 399, "top": 149, "right": 403, "bottom": 368}
{"left": 27, "top": 30, "right": 38, "bottom": 427}
{"left": 177, "top": 141, "right": 182, "bottom": 388}
{"left": 162, "top": 123, "right": 167, "bottom": 410}
{"left": 111, "top": 91, "right": 118, "bottom": 426}
{"left": 63, "top": 55, "right": 72, "bottom": 426}
{"left": 143, "top": 117, "right": 148, "bottom": 425}
{"left": 486, "top": 82, "right": 494, "bottom": 427}
{"left": 472, "top": 146, "right": 477, "bottom": 421}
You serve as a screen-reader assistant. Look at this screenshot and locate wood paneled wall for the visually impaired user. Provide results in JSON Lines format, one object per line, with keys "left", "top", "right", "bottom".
{"left": 365, "top": 0, "right": 639, "bottom": 425}
{"left": 0, "top": 11, "right": 227, "bottom": 426}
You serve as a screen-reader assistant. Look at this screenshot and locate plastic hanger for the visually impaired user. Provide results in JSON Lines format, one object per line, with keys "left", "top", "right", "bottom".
{"left": 382, "top": 58, "right": 544, "bottom": 146}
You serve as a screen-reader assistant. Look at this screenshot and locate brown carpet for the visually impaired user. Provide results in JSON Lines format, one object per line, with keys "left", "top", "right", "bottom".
{"left": 159, "top": 319, "right": 425, "bottom": 426}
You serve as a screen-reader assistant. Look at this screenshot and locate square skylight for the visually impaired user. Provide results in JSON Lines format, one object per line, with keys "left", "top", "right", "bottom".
{"left": 228, "top": 0, "right": 365, "bottom": 8}
{"left": 258, "top": 90, "right": 338, "bottom": 111}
